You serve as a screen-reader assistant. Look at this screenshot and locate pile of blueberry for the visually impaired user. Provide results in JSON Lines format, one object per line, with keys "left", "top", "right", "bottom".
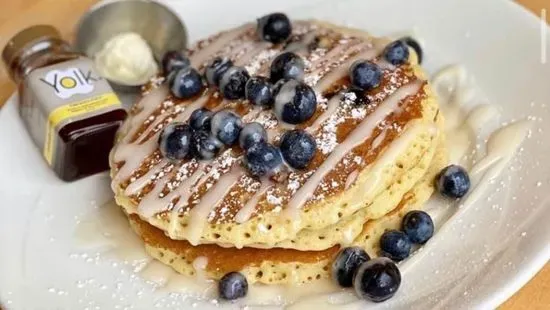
{"left": 332, "top": 247, "right": 401, "bottom": 302}
{"left": 380, "top": 165, "right": 470, "bottom": 262}
{"left": 158, "top": 13, "right": 322, "bottom": 177}
{"left": 378, "top": 210, "right": 435, "bottom": 262}
{"left": 378, "top": 165, "right": 471, "bottom": 262}
{"left": 331, "top": 164, "right": 471, "bottom": 303}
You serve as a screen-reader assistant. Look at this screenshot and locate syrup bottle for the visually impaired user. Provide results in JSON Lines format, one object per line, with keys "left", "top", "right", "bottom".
{"left": 2, "top": 25, "right": 127, "bottom": 181}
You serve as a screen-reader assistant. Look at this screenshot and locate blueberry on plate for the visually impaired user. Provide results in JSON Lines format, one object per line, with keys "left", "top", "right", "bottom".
{"left": 270, "top": 52, "right": 305, "bottom": 82}
{"left": 161, "top": 50, "right": 190, "bottom": 75}
{"left": 211, "top": 110, "right": 243, "bottom": 146}
{"left": 239, "top": 122, "right": 268, "bottom": 150}
{"left": 402, "top": 210, "right": 434, "bottom": 244}
{"left": 436, "top": 164, "right": 470, "bottom": 199}
{"left": 191, "top": 129, "right": 222, "bottom": 160}
{"left": 354, "top": 257, "right": 401, "bottom": 303}
{"left": 170, "top": 67, "right": 204, "bottom": 99}
{"left": 219, "top": 272, "right": 248, "bottom": 300}
{"left": 379, "top": 230, "right": 412, "bottom": 262}
{"left": 349, "top": 60, "right": 382, "bottom": 91}
{"left": 158, "top": 122, "right": 193, "bottom": 160}
{"left": 280, "top": 129, "right": 316, "bottom": 169}
{"left": 332, "top": 247, "right": 370, "bottom": 288}
{"left": 383, "top": 40, "right": 410, "bottom": 66}
{"left": 245, "top": 76, "right": 274, "bottom": 107}
{"left": 400, "top": 37, "right": 423, "bottom": 64}
{"left": 220, "top": 67, "right": 250, "bottom": 100}
{"left": 244, "top": 142, "right": 283, "bottom": 177}
{"left": 257, "top": 13, "right": 292, "bottom": 44}
{"left": 274, "top": 80, "right": 317, "bottom": 125}
{"left": 205, "top": 57, "right": 233, "bottom": 86}
{"left": 189, "top": 108, "right": 213, "bottom": 131}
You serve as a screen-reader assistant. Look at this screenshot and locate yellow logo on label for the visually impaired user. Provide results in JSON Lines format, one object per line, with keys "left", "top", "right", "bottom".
{"left": 40, "top": 68, "right": 101, "bottom": 99}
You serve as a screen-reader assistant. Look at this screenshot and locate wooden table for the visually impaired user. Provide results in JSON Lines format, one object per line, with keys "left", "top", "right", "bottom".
{"left": 0, "top": 0, "right": 548, "bottom": 309}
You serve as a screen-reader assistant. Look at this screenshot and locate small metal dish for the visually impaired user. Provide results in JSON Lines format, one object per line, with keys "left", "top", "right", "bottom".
{"left": 75, "top": 0, "right": 187, "bottom": 92}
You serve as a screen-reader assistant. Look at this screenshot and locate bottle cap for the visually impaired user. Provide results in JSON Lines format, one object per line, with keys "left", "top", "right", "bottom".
{"left": 2, "top": 25, "right": 62, "bottom": 80}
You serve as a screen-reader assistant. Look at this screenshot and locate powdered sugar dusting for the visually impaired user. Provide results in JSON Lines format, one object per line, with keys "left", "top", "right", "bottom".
{"left": 245, "top": 49, "right": 279, "bottom": 75}
{"left": 117, "top": 20, "right": 424, "bottom": 229}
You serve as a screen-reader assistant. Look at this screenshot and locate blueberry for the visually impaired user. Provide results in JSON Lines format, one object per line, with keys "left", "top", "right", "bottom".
{"left": 274, "top": 80, "right": 317, "bottom": 124}
{"left": 349, "top": 60, "right": 382, "bottom": 91}
{"left": 272, "top": 78, "right": 292, "bottom": 96}
{"left": 379, "top": 230, "right": 412, "bottom": 262}
{"left": 211, "top": 110, "right": 243, "bottom": 146}
{"left": 220, "top": 67, "right": 250, "bottom": 100}
{"left": 205, "top": 57, "right": 233, "bottom": 86}
{"left": 170, "top": 67, "right": 203, "bottom": 99}
{"left": 436, "top": 165, "right": 470, "bottom": 199}
{"left": 402, "top": 210, "right": 434, "bottom": 244}
{"left": 383, "top": 40, "right": 410, "bottom": 66}
{"left": 332, "top": 247, "right": 370, "bottom": 288}
{"left": 244, "top": 142, "right": 283, "bottom": 177}
{"left": 239, "top": 122, "right": 268, "bottom": 150}
{"left": 219, "top": 272, "right": 248, "bottom": 300}
{"left": 270, "top": 52, "right": 305, "bottom": 82}
{"left": 191, "top": 129, "right": 222, "bottom": 160}
{"left": 245, "top": 76, "right": 274, "bottom": 107}
{"left": 257, "top": 13, "right": 292, "bottom": 44}
{"left": 189, "top": 108, "right": 213, "bottom": 131}
{"left": 353, "top": 257, "right": 401, "bottom": 302}
{"left": 161, "top": 50, "right": 190, "bottom": 75}
{"left": 280, "top": 129, "right": 316, "bottom": 169}
{"left": 400, "top": 37, "right": 423, "bottom": 64}
{"left": 158, "top": 123, "right": 193, "bottom": 160}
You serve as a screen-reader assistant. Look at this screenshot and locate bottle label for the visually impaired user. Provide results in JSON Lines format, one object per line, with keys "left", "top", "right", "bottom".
{"left": 25, "top": 58, "right": 123, "bottom": 168}
{"left": 43, "top": 92, "right": 120, "bottom": 165}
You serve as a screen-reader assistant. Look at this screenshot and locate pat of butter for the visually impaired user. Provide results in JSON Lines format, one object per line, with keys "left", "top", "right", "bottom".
{"left": 94, "top": 32, "right": 158, "bottom": 85}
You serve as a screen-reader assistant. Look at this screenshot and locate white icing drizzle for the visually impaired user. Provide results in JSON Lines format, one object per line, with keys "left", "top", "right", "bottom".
{"left": 285, "top": 80, "right": 424, "bottom": 219}
{"left": 184, "top": 166, "right": 245, "bottom": 246}
{"left": 308, "top": 39, "right": 365, "bottom": 69}
{"left": 115, "top": 95, "right": 210, "bottom": 199}
{"left": 124, "top": 163, "right": 172, "bottom": 196}
{"left": 121, "top": 85, "right": 170, "bottom": 145}
{"left": 470, "top": 120, "right": 531, "bottom": 180}
{"left": 431, "top": 65, "right": 500, "bottom": 166}
{"left": 191, "top": 256, "right": 209, "bottom": 271}
{"left": 371, "top": 129, "right": 388, "bottom": 149}
{"left": 111, "top": 86, "right": 169, "bottom": 190}
{"left": 166, "top": 170, "right": 206, "bottom": 234}
{"left": 306, "top": 94, "right": 342, "bottom": 134}
{"left": 312, "top": 46, "right": 380, "bottom": 92}
{"left": 189, "top": 23, "right": 253, "bottom": 68}
{"left": 234, "top": 42, "right": 273, "bottom": 66}
{"left": 135, "top": 95, "right": 209, "bottom": 145}
{"left": 344, "top": 169, "right": 359, "bottom": 190}
{"left": 285, "top": 31, "right": 319, "bottom": 54}
{"left": 235, "top": 181, "right": 272, "bottom": 224}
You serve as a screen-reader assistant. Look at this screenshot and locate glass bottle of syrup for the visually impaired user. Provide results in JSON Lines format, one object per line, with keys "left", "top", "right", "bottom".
{"left": 2, "top": 25, "right": 127, "bottom": 181}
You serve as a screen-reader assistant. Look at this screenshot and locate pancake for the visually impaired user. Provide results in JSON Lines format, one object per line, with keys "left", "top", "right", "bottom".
{"left": 110, "top": 20, "right": 442, "bottom": 250}
{"left": 127, "top": 136, "right": 447, "bottom": 284}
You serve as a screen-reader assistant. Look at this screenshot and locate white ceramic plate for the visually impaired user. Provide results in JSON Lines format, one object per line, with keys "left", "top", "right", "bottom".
{"left": 1, "top": 0, "right": 549, "bottom": 309}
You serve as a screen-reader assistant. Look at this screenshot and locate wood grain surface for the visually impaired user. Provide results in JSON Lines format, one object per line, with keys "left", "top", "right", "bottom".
{"left": 0, "top": 0, "right": 548, "bottom": 309}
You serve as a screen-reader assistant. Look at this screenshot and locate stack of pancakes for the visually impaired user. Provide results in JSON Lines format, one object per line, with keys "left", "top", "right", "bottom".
{"left": 110, "top": 20, "right": 448, "bottom": 285}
